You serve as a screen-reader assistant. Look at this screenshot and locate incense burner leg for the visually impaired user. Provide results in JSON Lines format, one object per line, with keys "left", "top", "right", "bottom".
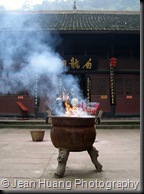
{"left": 87, "top": 146, "right": 103, "bottom": 172}
{"left": 54, "top": 148, "right": 69, "bottom": 178}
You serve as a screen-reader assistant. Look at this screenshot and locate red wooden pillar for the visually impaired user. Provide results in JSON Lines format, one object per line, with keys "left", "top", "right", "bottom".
{"left": 109, "top": 57, "right": 117, "bottom": 108}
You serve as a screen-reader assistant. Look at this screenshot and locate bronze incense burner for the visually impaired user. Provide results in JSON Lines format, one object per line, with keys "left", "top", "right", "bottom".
{"left": 50, "top": 115, "right": 102, "bottom": 178}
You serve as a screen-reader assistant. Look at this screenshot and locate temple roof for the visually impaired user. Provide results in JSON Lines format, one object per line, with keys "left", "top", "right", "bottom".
{"left": 0, "top": 11, "right": 140, "bottom": 33}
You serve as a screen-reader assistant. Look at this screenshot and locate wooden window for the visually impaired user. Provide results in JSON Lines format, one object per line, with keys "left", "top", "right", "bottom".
{"left": 126, "top": 79, "right": 132, "bottom": 95}
{"left": 116, "top": 78, "right": 123, "bottom": 95}
{"left": 92, "top": 78, "right": 106, "bottom": 95}
{"left": 135, "top": 79, "right": 140, "bottom": 95}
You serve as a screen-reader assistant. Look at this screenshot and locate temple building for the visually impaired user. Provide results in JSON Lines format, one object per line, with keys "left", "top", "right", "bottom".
{"left": 0, "top": 10, "right": 140, "bottom": 118}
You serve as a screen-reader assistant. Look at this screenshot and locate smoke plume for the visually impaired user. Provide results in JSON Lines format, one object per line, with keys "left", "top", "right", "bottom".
{"left": 0, "top": 13, "right": 85, "bottom": 114}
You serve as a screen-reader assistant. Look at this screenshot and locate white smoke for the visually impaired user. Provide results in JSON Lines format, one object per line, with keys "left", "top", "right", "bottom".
{"left": 0, "top": 13, "right": 86, "bottom": 114}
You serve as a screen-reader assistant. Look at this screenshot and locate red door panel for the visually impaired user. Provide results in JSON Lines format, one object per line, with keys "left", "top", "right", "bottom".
{"left": 115, "top": 75, "right": 140, "bottom": 114}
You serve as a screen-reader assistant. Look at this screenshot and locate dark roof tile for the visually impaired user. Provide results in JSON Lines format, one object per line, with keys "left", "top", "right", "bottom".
{"left": 0, "top": 11, "right": 140, "bottom": 32}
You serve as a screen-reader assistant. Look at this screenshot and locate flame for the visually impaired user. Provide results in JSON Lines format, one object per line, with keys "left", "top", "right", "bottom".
{"left": 59, "top": 88, "right": 100, "bottom": 117}
{"left": 65, "top": 101, "right": 77, "bottom": 116}
{"left": 62, "top": 90, "right": 79, "bottom": 116}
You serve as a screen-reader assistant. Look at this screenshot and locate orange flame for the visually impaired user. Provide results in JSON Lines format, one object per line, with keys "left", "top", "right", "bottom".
{"left": 65, "top": 101, "right": 77, "bottom": 116}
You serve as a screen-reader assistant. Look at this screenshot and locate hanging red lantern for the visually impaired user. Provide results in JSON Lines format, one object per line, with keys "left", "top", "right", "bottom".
{"left": 109, "top": 57, "right": 117, "bottom": 67}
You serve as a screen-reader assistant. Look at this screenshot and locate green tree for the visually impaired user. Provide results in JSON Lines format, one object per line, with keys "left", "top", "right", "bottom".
{"left": 32, "top": 0, "right": 140, "bottom": 11}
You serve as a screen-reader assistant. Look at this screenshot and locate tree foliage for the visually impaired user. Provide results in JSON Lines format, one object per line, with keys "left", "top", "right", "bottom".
{"left": 34, "top": 0, "right": 140, "bottom": 11}
{"left": 0, "top": 0, "right": 140, "bottom": 11}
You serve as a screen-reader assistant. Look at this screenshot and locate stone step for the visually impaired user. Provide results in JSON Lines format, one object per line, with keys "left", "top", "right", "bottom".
{"left": 0, "top": 125, "right": 140, "bottom": 129}
{"left": 97, "top": 120, "right": 140, "bottom": 129}
{"left": 100, "top": 120, "right": 140, "bottom": 125}
{"left": 0, "top": 119, "right": 140, "bottom": 129}
{"left": 96, "top": 124, "right": 140, "bottom": 129}
{"left": 0, "top": 124, "right": 52, "bottom": 129}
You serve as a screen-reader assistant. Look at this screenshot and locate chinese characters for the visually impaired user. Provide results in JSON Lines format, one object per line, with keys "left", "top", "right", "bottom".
{"left": 63, "top": 57, "right": 93, "bottom": 70}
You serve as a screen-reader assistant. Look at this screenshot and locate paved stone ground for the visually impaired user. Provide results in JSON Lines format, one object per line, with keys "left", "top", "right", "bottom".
{"left": 0, "top": 127, "right": 141, "bottom": 192}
